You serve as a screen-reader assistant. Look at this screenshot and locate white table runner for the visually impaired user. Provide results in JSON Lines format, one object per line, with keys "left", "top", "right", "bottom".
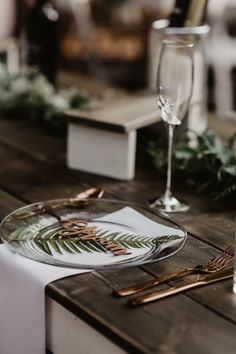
{"left": 0, "top": 245, "right": 87, "bottom": 354}
{"left": 0, "top": 207, "right": 183, "bottom": 354}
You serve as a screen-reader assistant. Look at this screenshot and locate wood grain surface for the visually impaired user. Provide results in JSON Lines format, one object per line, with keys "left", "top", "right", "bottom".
{"left": 0, "top": 100, "right": 235, "bottom": 354}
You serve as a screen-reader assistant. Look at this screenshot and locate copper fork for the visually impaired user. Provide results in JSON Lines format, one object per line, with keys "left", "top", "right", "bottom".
{"left": 113, "top": 245, "right": 234, "bottom": 297}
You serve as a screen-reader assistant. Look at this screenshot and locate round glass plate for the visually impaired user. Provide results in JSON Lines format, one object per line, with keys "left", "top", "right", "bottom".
{"left": 0, "top": 198, "right": 187, "bottom": 270}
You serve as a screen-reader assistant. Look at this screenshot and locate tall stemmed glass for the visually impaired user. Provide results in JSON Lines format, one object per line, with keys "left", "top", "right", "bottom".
{"left": 149, "top": 40, "right": 194, "bottom": 212}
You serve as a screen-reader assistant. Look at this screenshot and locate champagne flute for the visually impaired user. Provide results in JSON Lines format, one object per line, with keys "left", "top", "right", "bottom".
{"left": 149, "top": 40, "right": 194, "bottom": 212}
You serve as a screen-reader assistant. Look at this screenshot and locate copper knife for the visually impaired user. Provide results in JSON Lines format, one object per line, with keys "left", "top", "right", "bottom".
{"left": 130, "top": 267, "right": 234, "bottom": 306}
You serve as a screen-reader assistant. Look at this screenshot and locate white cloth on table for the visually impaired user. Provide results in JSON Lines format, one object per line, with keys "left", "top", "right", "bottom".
{"left": 0, "top": 207, "right": 183, "bottom": 354}
{"left": 0, "top": 245, "right": 87, "bottom": 354}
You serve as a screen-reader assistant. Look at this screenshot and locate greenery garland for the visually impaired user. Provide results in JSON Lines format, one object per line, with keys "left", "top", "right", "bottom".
{"left": 0, "top": 64, "right": 89, "bottom": 134}
{"left": 147, "top": 130, "right": 236, "bottom": 201}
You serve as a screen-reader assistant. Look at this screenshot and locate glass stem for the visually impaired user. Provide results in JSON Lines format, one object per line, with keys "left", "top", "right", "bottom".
{"left": 165, "top": 124, "right": 175, "bottom": 199}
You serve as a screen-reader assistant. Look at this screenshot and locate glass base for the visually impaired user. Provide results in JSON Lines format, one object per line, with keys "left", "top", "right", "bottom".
{"left": 149, "top": 194, "right": 189, "bottom": 213}
{"left": 233, "top": 269, "right": 236, "bottom": 294}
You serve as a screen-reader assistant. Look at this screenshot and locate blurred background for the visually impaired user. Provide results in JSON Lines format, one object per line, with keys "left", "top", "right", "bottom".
{"left": 1, "top": 0, "right": 236, "bottom": 114}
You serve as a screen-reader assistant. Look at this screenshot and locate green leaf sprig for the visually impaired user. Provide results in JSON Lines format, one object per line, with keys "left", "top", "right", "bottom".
{"left": 0, "top": 64, "right": 89, "bottom": 134}
{"left": 8, "top": 224, "right": 181, "bottom": 257}
{"left": 148, "top": 130, "right": 236, "bottom": 201}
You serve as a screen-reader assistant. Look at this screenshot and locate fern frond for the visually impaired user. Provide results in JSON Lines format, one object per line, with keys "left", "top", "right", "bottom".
{"left": 9, "top": 225, "right": 182, "bottom": 257}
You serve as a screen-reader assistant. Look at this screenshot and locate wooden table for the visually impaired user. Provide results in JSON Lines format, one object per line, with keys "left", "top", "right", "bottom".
{"left": 0, "top": 110, "right": 235, "bottom": 354}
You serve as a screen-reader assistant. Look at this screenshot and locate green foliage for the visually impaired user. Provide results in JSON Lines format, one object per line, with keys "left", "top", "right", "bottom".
{"left": 148, "top": 130, "right": 236, "bottom": 201}
{"left": 0, "top": 64, "right": 89, "bottom": 134}
{"left": 9, "top": 224, "right": 181, "bottom": 256}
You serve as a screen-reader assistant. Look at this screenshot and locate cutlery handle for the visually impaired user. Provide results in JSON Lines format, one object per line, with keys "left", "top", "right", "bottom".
{"left": 130, "top": 269, "right": 234, "bottom": 306}
{"left": 75, "top": 188, "right": 104, "bottom": 200}
{"left": 130, "top": 280, "right": 204, "bottom": 306}
{"left": 113, "top": 268, "right": 192, "bottom": 297}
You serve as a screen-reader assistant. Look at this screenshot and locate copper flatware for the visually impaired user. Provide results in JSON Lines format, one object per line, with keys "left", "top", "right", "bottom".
{"left": 43, "top": 187, "right": 104, "bottom": 220}
{"left": 113, "top": 246, "right": 234, "bottom": 297}
{"left": 130, "top": 267, "right": 234, "bottom": 306}
{"left": 74, "top": 187, "right": 104, "bottom": 200}
{"left": 7, "top": 187, "right": 104, "bottom": 222}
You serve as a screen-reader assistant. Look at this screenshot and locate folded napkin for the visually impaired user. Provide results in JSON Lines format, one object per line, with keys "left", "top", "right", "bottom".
{"left": 0, "top": 207, "right": 183, "bottom": 354}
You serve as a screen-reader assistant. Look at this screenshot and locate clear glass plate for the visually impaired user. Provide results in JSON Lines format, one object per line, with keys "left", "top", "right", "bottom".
{"left": 0, "top": 198, "right": 187, "bottom": 270}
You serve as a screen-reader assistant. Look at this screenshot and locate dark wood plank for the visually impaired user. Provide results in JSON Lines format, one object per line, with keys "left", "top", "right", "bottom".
{"left": 0, "top": 189, "right": 25, "bottom": 245}
{"left": 0, "top": 143, "right": 98, "bottom": 202}
{"left": 141, "top": 235, "right": 236, "bottom": 321}
{"left": 93, "top": 235, "right": 236, "bottom": 341}
{"left": 0, "top": 109, "right": 236, "bottom": 354}
{"left": 88, "top": 175, "right": 235, "bottom": 249}
{"left": 0, "top": 138, "right": 233, "bottom": 252}
{"left": 47, "top": 269, "right": 236, "bottom": 354}
{"left": 0, "top": 189, "right": 24, "bottom": 219}
{"left": 0, "top": 119, "right": 65, "bottom": 163}
{"left": 0, "top": 127, "right": 235, "bottom": 313}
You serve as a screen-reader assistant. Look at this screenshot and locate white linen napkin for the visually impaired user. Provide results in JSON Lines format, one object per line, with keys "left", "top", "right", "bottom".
{"left": 0, "top": 207, "right": 183, "bottom": 354}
